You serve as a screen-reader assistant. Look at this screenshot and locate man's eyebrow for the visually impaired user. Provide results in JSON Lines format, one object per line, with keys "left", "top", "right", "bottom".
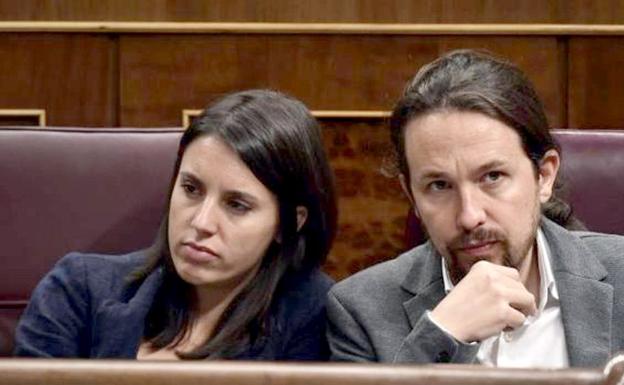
{"left": 415, "top": 160, "right": 510, "bottom": 181}
{"left": 417, "top": 169, "right": 450, "bottom": 181}
{"left": 475, "top": 160, "right": 508, "bottom": 174}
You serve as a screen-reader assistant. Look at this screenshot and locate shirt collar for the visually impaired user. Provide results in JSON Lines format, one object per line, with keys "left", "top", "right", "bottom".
{"left": 441, "top": 227, "right": 559, "bottom": 310}
{"left": 536, "top": 227, "right": 559, "bottom": 309}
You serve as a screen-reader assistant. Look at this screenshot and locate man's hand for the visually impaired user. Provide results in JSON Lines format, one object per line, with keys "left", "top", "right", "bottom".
{"left": 430, "top": 260, "right": 537, "bottom": 343}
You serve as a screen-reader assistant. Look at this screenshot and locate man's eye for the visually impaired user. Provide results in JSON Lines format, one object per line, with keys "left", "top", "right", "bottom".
{"left": 483, "top": 171, "right": 503, "bottom": 183}
{"left": 428, "top": 180, "right": 449, "bottom": 191}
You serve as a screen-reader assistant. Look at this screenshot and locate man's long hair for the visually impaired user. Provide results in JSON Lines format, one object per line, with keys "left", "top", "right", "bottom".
{"left": 390, "top": 49, "right": 584, "bottom": 230}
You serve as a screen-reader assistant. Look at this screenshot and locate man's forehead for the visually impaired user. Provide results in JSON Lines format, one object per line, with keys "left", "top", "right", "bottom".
{"left": 405, "top": 111, "right": 522, "bottom": 143}
{"left": 403, "top": 111, "right": 528, "bottom": 175}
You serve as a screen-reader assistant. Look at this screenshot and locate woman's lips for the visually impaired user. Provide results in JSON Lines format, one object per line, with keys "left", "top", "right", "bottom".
{"left": 181, "top": 242, "right": 220, "bottom": 263}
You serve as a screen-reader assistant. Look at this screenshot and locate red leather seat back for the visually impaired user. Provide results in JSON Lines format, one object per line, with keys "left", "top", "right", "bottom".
{"left": 0, "top": 127, "right": 182, "bottom": 356}
{"left": 3, "top": 127, "right": 623, "bottom": 357}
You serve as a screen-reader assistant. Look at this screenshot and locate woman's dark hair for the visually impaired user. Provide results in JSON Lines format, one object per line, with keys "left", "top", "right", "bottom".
{"left": 134, "top": 89, "right": 337, "bottom": 359}
{"left": 390, "top": 49, "right": 583, "bottom": 230}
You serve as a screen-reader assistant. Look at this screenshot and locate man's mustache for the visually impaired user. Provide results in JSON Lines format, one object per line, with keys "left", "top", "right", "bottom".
{"left": 448, "top": 227, "right": 505, "bottom": 250}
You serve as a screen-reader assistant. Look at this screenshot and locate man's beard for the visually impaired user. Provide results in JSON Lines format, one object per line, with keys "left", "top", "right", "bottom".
{"left": 442, "top": 208, "right": 541, "bottom": 285}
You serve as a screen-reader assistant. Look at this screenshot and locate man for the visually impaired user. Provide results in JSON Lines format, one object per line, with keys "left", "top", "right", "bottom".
{"left": 327, "top": 50, "right": 624, "bottom": 368}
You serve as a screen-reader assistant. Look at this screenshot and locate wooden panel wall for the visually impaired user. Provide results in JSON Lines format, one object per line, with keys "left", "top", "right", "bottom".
{"left": 1, "top": 18, "right": 624, "bottom": 277}
{"left": 119, "top": 35, "right": 564, "bottom": 128}
{"left": 2, "top": 0, "right": 624, "bottom": 23}
{"left": 0, "top": 33, "right": 116, "bottom": 126}
{"left": 568, "top": 37, "right": 624, "bottom": 128}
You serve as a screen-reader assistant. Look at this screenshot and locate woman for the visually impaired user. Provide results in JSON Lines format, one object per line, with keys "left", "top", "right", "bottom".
{"left": 14, "top": 89, "right": 338, "bottom": 360}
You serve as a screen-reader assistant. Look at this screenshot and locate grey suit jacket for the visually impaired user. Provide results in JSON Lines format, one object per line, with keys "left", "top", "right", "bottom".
{"left": 327, "top": 217, "right": 624, "bottom": 367}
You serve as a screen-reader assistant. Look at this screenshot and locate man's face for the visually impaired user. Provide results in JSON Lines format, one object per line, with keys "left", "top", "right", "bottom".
{"left": 401, "top": 111, "right": 559, "bottom": 283}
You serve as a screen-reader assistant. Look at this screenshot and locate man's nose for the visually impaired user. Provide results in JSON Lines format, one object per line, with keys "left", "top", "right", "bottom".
{"left": 456, "top": 187, "right": 486, "bottom": 231}
{"left": 190, "top": 198, "right": 219, "bottom": 235}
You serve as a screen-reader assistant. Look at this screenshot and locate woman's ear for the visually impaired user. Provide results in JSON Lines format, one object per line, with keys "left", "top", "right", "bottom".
{"left": 275, "top": 206, "right": 309, "bottom": 244}
{"left": 296, "top": 206, "right": 308, "bottom": 232}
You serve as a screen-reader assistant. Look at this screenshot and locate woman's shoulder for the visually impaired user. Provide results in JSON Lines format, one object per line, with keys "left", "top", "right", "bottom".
{"left": 15, "top": 249, "right": 156, "bottom": 357}
{"left": 49, "top": 249, "right": 152, "bottom": 297}
{"left": 280, "top": 268, "right": 334, "bottom": 297}
{"left": 54, "top": 249, "right": 148, "bottom": 278}
{"left": 273, "top": 268, "right": 334, "bottom": 316}
{"left": 259, "top": 269, "right": 334, "bottom": 360}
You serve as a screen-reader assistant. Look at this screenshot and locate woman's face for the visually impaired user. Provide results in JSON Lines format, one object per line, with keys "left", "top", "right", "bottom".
{"left": 167, "top": 135, "right": 279, "bottom": 290}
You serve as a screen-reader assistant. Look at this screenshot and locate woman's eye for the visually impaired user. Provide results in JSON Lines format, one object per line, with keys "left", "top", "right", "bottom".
{"left": 227, "top": 200, "right": 251, "bottom": 214}
{"left": 182, "top": 183, "right": 198, "bottom": 195}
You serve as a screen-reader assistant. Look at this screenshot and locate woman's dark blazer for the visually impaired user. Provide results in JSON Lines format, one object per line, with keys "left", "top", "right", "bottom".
{"left": 14, "top": 250, "right": 334, "bottom": 359}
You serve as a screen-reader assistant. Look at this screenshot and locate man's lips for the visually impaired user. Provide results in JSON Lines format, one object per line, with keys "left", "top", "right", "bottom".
{"left": 453, "top": 240, "right": 499, "bottom": 256}
{"left": 181, "top": 242, "right": 220, "bottom": 262}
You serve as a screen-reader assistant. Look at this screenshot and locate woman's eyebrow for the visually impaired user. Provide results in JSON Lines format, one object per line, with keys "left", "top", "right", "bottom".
{"left": 178, "top": 172, "right": 260, "bottom": 204}
{"left": 224, "top": 190, "right": 259, "bottom": 205}
{"left": 179, "top": 171, "right": 200, "bottom": 182}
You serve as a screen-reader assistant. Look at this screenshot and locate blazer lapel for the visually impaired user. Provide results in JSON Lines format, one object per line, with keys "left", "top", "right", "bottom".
{"left": 542, "top": 219, "right": 612, "bottom": 367}
{"left": 91, "top": 268, "right": 164, "bottom": 358}
{"left": 400, "top": 243, "right": 446, "bottom": 328}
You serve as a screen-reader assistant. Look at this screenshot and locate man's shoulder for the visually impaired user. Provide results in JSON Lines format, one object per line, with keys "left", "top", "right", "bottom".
{"left": 330, "top": 243, "right": 431, "bottom": 300}
{"left": 542, "top": 218, "right": 624, "bottom": 263}
{"left": 573, "top": 230, "right": 624, "bottom": 246}
{"left": 572, "top": 230, "right": 624, "bottom": 263}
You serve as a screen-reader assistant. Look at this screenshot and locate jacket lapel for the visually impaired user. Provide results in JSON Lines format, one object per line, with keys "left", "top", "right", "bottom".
{"left": 400, "top": 243, "right": 446, "bottom": 328}
{"left": 542, "top": 219, "right": 612, "bottom": 367}
{"left": 398, "top": 220, "right": 614, "bottom": 368}
{"left": 91, "top": 268, "right": 164, "bottom": 358}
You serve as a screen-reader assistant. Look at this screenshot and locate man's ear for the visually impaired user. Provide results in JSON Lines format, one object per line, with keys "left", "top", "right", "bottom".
{"left": 399, "top": 173, "right": 420, "bottom": 218}
{"left": 537, "top": 149, "right": 561, "bottom": 204}
{"left": 295, "top": 206, "right": 308, "bottom": 232}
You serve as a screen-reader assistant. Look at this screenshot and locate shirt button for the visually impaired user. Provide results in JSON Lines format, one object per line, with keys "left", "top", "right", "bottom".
{"left": 435, "top": 351, "right": 451, "bottom": 363}
{"left": 503, "top": 332, "right": 513, "bottom": 342}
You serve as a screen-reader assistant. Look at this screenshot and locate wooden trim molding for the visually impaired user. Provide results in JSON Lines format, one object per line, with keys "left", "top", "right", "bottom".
{"left": 183, "top": 109, "right": 390, "bottom": 127}
{"left": 0, "top": 109, "right": 46, "bottom": 127}
{"left": 3, "top": 21, "right": 624, "bottom": 35}
{"left": 182, "top": 109, "right": 198, "bottom": 128}
{"left": 0, "top": 359, "right": 614, "bottom": 385}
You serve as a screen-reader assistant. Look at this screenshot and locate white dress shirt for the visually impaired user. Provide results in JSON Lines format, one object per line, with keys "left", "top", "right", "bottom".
{"left": 437, "top": 228, "right": 569, "bottom": 368}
